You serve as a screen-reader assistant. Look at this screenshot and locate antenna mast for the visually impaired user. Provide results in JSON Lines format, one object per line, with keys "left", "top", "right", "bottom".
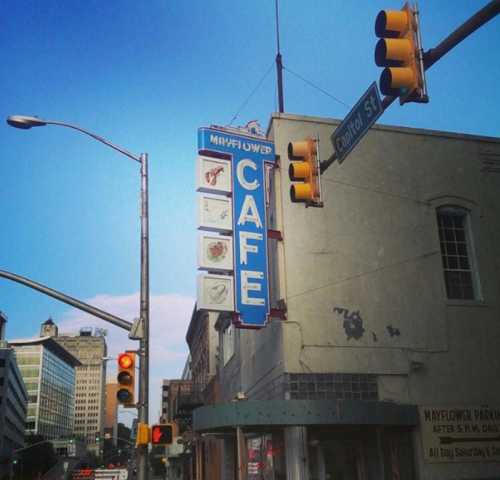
{"left": 275, "top": 0, "right": 285, "bottom": 112}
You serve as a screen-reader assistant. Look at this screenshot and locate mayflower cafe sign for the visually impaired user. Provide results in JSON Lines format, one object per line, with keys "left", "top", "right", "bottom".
{"left": 196, "top": 125, "right": 275, "bottom": 328}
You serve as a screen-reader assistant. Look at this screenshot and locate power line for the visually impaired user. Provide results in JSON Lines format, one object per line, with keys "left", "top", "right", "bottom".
{"left": 323, "top": 177, "right": 432, "bottom": 207}
{"left": 283, "top": 65, "right": 351, "bottom": 110}
{"left": 287, "top": 250, "right": 440, "bottom": 301}
{"left": 228, "top": 62, "right": 275, "bottom": 126}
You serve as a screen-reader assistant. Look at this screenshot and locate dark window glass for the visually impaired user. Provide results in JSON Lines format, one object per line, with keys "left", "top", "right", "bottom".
{"left": 437, "top": 207, "right": 477, "bottom": 300}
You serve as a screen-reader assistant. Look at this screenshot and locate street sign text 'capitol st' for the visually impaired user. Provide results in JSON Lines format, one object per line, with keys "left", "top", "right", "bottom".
{"left": 331, "top": 82, "right": 383, "bottom": 164}
{"left": 197, "top": 127, "right": 275, "bottom": 328}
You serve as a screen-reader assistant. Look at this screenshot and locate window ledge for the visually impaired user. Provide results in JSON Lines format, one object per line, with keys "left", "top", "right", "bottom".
{"left": 445, "top": 299, "right": 489, "bottom": 308}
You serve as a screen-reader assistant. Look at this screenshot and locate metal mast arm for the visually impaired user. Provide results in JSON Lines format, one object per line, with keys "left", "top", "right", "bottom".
{"left": 0, "top": 269, "right": 132, "bottom": 331}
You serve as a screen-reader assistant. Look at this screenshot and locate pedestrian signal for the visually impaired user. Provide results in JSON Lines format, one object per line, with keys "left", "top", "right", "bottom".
{"left": 151, "top": 424, "right": 174, "bottom": 446}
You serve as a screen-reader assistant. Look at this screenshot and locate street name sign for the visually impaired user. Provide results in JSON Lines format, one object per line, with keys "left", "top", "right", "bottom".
{"left": 331, "top": 82, "right": 383, "bottom": 164}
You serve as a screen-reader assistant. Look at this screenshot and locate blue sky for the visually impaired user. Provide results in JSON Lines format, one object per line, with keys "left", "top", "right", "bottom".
{"left": 1, "top": 1, "right": 499, "bottom": 421}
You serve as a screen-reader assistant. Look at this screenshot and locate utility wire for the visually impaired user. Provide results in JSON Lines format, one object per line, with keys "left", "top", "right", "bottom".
{"left": 228, "top": 62, "right": 275, "bottom": 126}
{"left": 283, "top": 65, "right": 351, "bottom": 110}
{"left": 287, "top": 250, "right": 440, "bottom": 301}
{"left": 323, "top": 177, "right": 431, "bottom": 207}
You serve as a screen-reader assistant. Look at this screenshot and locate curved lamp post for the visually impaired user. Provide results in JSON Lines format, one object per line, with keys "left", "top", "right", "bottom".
{"left": 7, "top": 114, "right": 150, "bottom": 480}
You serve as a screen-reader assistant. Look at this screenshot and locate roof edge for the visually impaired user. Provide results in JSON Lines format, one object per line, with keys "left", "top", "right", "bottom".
{"left": 267, "top": 112, "right": 500, "bottom": 144}
{"left": 10, "top": 336, "right": 81, "bottom": 367}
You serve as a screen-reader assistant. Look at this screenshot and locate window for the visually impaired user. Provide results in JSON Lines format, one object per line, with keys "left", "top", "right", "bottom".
{"left": 437, "top": 206, "right": 479, "bottom": 300}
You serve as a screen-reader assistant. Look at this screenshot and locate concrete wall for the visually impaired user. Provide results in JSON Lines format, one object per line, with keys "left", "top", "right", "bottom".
{"left": 268, "top": 113, "right": 500, "bottom": 479}
{"left": 217, "top": 318, "right": 285, "bottom": 403}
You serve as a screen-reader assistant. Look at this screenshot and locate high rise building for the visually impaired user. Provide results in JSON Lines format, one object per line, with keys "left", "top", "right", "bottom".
{"left": 0, "top": 312, "right": 28, "bottom": 479}
{"left": 10, "top": 336, "right": 79, "bottom": 439}
{"left": 51, "top": 323, "right": 107, "bottom": 456}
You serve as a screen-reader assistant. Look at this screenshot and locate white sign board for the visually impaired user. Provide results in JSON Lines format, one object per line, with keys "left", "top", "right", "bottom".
{"left": 419, "top": 405, "right": 500, "bottom": 463}
{"left": 198, "top": 193, "right": 232, "bottom": 232}
{"left": 197, "top": 273, "right": 234, "bottom": 312}
{"left": 198, "top": 234, "right": 233, "bottom": 272}
{"left": 196, "top": 156, "right": 232, "bottom": 194}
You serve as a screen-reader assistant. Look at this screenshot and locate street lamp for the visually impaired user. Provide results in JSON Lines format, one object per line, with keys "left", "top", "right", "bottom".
{"left": 7, "top": 114, "right": 150, "bottom": 480}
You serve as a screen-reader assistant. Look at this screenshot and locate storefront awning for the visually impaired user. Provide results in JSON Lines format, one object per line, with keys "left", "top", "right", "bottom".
{"left": 193, "top": 399, "right": 418, "bottom": 433}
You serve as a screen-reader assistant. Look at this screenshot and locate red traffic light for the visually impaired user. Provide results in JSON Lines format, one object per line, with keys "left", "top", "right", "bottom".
{"left": 151, "top": 424, "right": 173, "bottom": 445}
{"left": 117, "top": 352, "right": 136, "bottom": 406}
{"left": 118, "top": 353, "right": 134, "bottom": 369}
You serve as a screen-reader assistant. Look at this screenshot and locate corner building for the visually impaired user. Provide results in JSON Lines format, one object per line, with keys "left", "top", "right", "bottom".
{"left": 192, "top": 114, "right": 500, "bottom": 480}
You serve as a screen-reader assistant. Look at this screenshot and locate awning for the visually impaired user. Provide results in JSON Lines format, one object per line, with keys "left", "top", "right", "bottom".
{"left": 193, "top": 399, "right": 418, "bottom": 433}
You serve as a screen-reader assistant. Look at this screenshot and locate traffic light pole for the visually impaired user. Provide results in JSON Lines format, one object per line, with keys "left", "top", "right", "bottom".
{"left": 320, "top": 0, "right": 500, "bottom": 174}
{"left": 137, "top": 152, "right": 150, "bottom": 480}
{"left": 4, "top": 116, "right": 151, "bottom": 480}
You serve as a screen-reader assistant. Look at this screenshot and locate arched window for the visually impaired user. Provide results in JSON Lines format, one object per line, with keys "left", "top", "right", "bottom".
{"left": 436, "top": 206, "right": 480, "bottom": 300}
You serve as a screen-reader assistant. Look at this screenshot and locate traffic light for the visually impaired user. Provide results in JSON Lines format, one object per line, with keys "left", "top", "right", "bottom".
{"left": 375, "top": 2, "right": 428, "bottom": 103}
{"left": 288, "top": 138, "right": 322, "bottom": 206}
{"left": 116, "top": 352, "right": 135, "bottom": 407}
{"left": 151, "top": 424, "right": 174, "bottom": 446}
{"left": 136, "top": 422, "right": 150, "bottom": 446}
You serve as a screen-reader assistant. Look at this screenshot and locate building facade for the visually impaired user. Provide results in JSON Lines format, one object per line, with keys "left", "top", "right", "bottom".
{"left": 105, "top": 383, "right": 119, "bottom": 446}
{"left": 0, "top": 342, "right": 28, "bottom": 478}
{"left": 192, "top": 115, "right": 500, "bottom": 480}
{"left": 53, "top": 325, "right": 107, "bottom": 455}
{"left": 0, "top": 311, "right": 6, "bottom": 341}
{"left": 162, "top": 366, "right": 202, "bottom": 480}
{"left": 10, "top": 336, "right": 79, "bottom": 440}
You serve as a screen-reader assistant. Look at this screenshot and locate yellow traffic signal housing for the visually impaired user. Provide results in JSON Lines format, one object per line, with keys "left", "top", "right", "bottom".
{"left": 116, "top": 352, "right": 136, "bottom": 407}
{"left": 136, "top": 422, "right": 150, "bottom": 446}
{"left": 288, "top": 138, "right": 322, "bottom": 206}
{"left": 151, "top": 424, "right": 174, "bottom": 446}
{"left": 375, "top": 3, "right": 428, "bottom": 103}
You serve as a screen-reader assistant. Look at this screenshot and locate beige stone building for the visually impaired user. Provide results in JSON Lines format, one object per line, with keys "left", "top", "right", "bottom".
{"left": 191, "top": 116, "right": 500, "bottom": 480}
{"left": 42, "top": 320, "right": 107, "bottom": 456}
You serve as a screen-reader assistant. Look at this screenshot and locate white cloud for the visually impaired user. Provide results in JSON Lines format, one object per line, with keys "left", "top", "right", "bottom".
{"left": 58, "top": 292, "right": 195, "bottom": 423}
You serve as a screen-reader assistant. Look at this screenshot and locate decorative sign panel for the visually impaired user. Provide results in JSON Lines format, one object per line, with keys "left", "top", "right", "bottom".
{"left": 198, "top": 193, "right": 232, "bottom": 232}
{"left": 198, "top": 127, "right": 275, "bottom": 328}
{"left": 198, "top": 234, "right": 233, "bottom": 272}
{"left": 197, "top": 273, "right": 234, "bottom": 312}
{"left": 196, "top": 156, "right": 232, "bottom": 194}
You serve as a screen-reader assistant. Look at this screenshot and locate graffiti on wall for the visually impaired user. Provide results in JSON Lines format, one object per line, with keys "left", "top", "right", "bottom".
{"left": 333, "top": 307, "right": 365, "bottom": 340}
{"left": 333, "top": 306, "right": 402, "bottom": 341}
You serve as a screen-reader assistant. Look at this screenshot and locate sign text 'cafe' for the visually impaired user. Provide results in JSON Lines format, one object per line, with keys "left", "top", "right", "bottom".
{"left": 196, "top": 126, "right": 275, "bottom": 328}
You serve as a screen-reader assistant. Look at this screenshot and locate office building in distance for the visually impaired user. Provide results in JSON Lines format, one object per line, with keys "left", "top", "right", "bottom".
{"left": 0, "top": 311, "right": 28, "bottom": 478}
